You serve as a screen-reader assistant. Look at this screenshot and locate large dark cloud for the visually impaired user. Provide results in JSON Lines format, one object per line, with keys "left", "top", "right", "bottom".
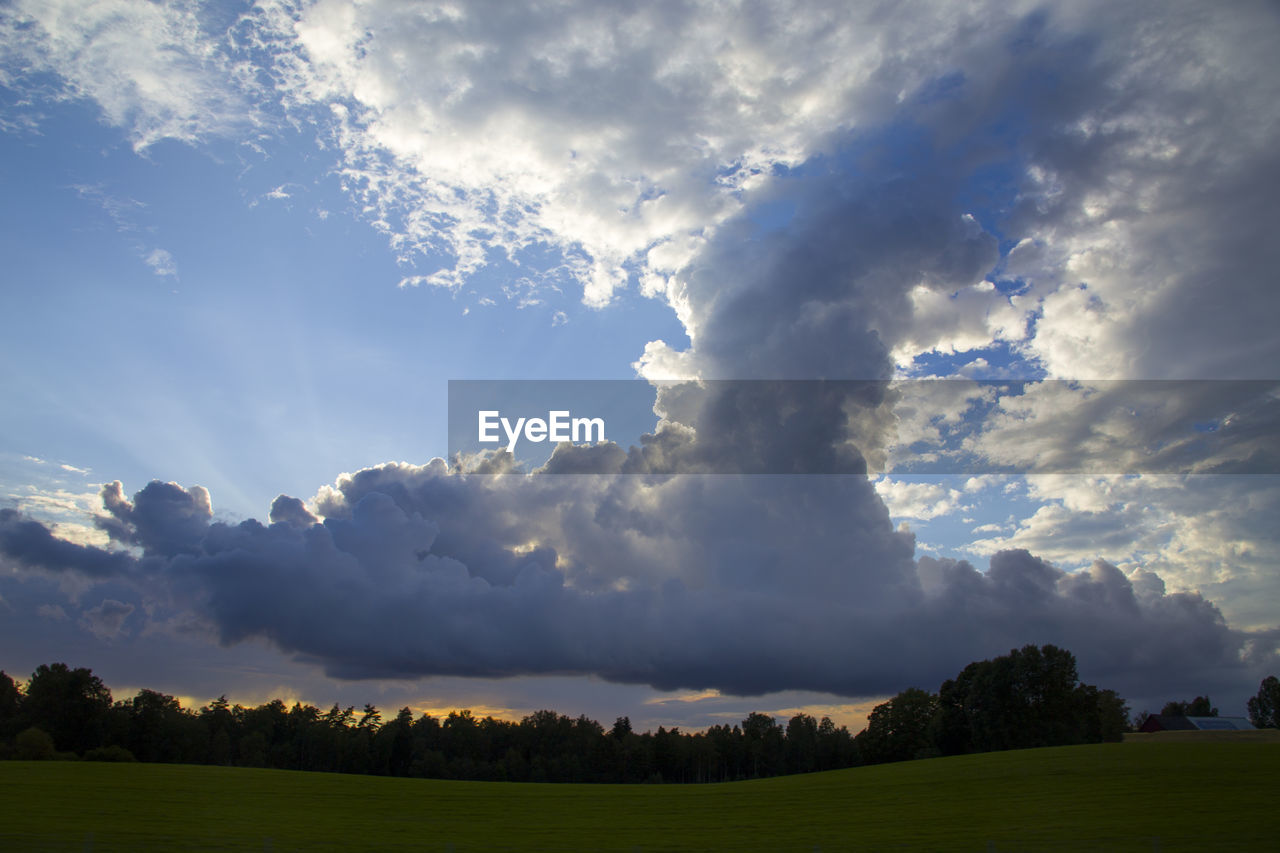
{"left": 2, "top": 473, "right": 1272, "bottom": 704}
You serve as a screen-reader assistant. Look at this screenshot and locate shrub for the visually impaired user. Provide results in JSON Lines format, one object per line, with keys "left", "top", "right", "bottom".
{"left": 85, "top": 745, "right": 138, "bottom": 762}
{"left": 15, "top": 727, "right": 55, "bottom": 761}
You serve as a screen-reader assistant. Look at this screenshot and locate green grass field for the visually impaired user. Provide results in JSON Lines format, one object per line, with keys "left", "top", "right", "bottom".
{"left": 2, "top": 736, "right": 1276, "bottom": 851}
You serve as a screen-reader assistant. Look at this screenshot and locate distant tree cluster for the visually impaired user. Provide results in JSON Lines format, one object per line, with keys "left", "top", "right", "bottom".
{"left": 0, "top": 664, "right": 856, "bottom": 782}
{"left": 854, "top": 645, "right": 1132, "bottom": 765}
{"left": 1132, "top": 691, "right": 1254, "bottom": 730}
{"left": 1159, "top": 696, "right": 1218, "bottom": 717}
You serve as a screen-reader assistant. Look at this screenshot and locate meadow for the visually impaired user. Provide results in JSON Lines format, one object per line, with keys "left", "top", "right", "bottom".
{"left": 1, "top": 734, "right": 1275, "bottom": 851}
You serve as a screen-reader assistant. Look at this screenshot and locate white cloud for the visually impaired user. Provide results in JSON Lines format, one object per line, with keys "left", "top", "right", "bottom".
{"left": 995, "top": 8, "right": 1280, "bottom": 380}
{"left": 888, "top": 277, "right": 1027, "bottom": 369}
{"left": 9, "top": 1, "right": 1275, "bottom": 379}
{"left": 0, "top": 0, "right": 255, "bottom": 151}
{"left": 144, "top": 248, "right": 178, "bottom": 277}
{"left": 964, "top": 474, "right": 1280, "bottom": 631}
{"left": 245, "top": 0, "right": 1057, "bottom": 307}
{"left": 874, "top": 478, "right": 967, "bottom": 521}
{"left": 15, "top": 484, "right": 103, "bottom": 519}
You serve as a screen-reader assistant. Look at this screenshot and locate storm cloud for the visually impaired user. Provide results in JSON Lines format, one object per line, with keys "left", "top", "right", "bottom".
{"left": 2, "top": 470, "right": 1271, "bottom": 703}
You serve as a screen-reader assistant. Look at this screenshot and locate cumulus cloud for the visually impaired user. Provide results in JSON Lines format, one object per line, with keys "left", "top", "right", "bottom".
{"left": 916, "top": 551, "right": 1263, "bottom": 701}
{"left": 966, "top": 474, "right": 1280, "bottom": 632}
{"left": 96, "top": 480, "right": 212, "bottom": 557}
{"left": 874, "top": 478, "right": 967, "bottom": 521}
{"left": 245, "top": 0, "right": 1028, "bottom": 305}
{"left": 8, "top": 1, "right": 1277, "bottom": 380}
{"left": 988, "top": 7, "right": 1280, "bottom": 380}
{"left": 639, "top": 3, "right": 1279, "bottom": 385}
{"left": 3, "top": 473, "right": 1274, "bottom": 704}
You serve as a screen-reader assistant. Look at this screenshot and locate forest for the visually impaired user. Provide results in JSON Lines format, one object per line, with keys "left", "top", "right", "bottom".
{"left": 5, "top": 645, "right": 1270, "bottom": 783}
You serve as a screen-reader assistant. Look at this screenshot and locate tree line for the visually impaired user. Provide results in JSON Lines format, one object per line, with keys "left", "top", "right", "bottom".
{"left": 3, "top": 650, "right": 1275, "bottom": 782}
{"left": 0, "top": 663, "right": 857, "bottom": 782}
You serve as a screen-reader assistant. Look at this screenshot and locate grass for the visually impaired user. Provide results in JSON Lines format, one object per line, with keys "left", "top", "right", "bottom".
{"left": 1, "top": 738, "right": 1276, "bottom": 851}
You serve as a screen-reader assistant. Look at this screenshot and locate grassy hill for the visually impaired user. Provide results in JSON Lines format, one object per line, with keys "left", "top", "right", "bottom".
{"left": 1, "top": 737, "right": 1276, "bottom": 851}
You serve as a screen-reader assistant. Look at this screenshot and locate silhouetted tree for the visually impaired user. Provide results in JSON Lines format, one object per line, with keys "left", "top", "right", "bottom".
{"left": 816, "top": 715, "right": 857, "bottom": 770}
{"left": 784, "top": 713, "right": 819, "bottom": 774}
{"left": 0, "top": 671, "right": 20, "bottom": 740}
{"left": 933, "top": 645, "right": 1111, "bottom": 755}
{"left": 741, "top": 712, "right": 784, "bottom": 778}
{"left": 1161, "top": 696, "right": 1218, "bottom": 717}
{"left": 1074, "top": 684, "right": 1129, "bottom": 743}
{"left": 197, "top": 696, "right": 235, "bottom": 766}
{"left": 119, "top": 688, "right": 203, "bottom": 763}
{"left": 376, "top": 707, "right": 415, "bottom": 776}
{"left": 22, "top": 663, "right": 112, "bottom": 755}
{"left": 1247, "top": 676, "right": 1279, "bottom": 729}
{"left": 856, "top": 688, "right": 938, "bottom": 764}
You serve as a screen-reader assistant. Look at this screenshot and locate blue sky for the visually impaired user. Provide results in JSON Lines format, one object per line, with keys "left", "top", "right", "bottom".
{"left": 2, "top": 0, "right": 1279, "bottom": 731}
{"left": 0, "top": 108, "right": 684, "bottom": 518}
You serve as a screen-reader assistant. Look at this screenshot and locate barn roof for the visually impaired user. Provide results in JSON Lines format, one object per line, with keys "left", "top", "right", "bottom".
{"left": 1185, "top": 716, "right": 1255, "bottom": 731}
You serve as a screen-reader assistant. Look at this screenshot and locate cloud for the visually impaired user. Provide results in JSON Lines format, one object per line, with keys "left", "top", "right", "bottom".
{"left": 36, "top": 603, "right": 68, "bottom": 622}
{"left": 622, "top": 1, "right": 1280, "bottom": 389}
{"left": 8, "top": 1, "right": 1275, "bottom": 375}
{"left": 0, "top": 0, "right": 256, "bottom": 151}
{"left": 634, "top": 150, "right": 1001, "bottom": 381}
{"left": 962, "top": 382, "right": 1280, "bottom": 476}
{"left": 233, "top": 0, "right": 1090, "bottom": 308}
{"left": 80, "top": 598, "right": 134, "bottom": 640}
{"left": 987, "top": 7, "right": 1280, "bottom": 381}
{"left": 916, "top": 551, "right": 1265, "bottom": 702}
{"left": 875, "top": 478, "right": 967, "bottom": 521}
{"left": 95, "top": 479, "right": 212, "bottom": 557}
{"left": 965, "top": 474, "right": 1280, "bottom": 632}
{"left": 2, "top": 472, "right": 1273, "bottom": 706}
{"left": 0, "top": 507, "right": 134, "bottom": 578}
{"left": 144, "top": 248, "right": 178, "bottom": 278}
{"left": 69, "top": 184, "right": 146, "bottom": 233}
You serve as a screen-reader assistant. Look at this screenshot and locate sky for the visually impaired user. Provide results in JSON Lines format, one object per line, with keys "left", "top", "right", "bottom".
{"left": 2, "top": 0, "right": 1279, "bottom": 733}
